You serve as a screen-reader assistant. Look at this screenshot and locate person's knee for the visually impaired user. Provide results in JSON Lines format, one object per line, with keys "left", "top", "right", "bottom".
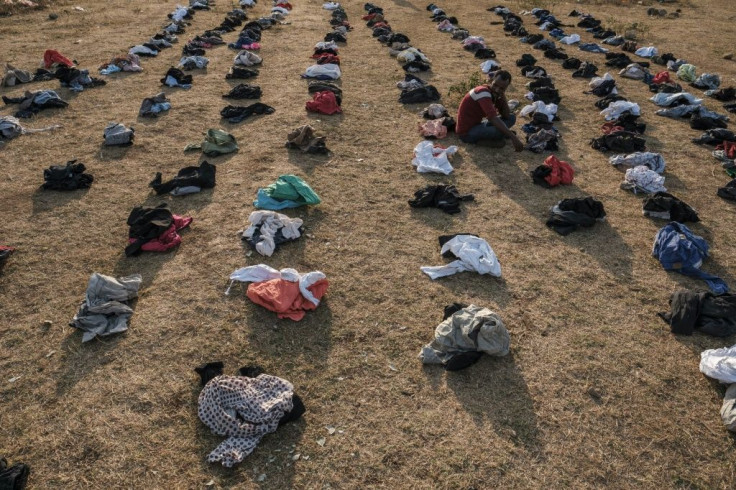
{"left": 459, "top": 133, "right": 474, "bottom": 143}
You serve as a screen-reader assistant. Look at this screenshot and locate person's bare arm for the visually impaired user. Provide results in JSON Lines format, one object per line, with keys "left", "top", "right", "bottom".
{"left": 495, "top": 94, "right": 510, "bottom": 119}
{"left": 489, "top": 116, "right": 524, "bottom": 152}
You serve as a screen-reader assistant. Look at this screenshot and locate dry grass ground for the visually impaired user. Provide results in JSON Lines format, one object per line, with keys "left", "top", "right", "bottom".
{"left": 1, "top": 0, "right": 736, "bottom": 487}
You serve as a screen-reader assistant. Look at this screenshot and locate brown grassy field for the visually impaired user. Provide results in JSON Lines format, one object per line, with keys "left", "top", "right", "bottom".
{"left": 1, "top": 0, "right": 736, "bottom": 487}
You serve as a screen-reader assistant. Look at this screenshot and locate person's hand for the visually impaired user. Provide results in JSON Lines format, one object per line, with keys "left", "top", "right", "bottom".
{"left": 512, "top": 136, "right": 525, "bottom": 152}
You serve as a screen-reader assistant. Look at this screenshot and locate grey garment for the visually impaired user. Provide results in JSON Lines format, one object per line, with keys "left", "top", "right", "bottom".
{"left": 180, "top": 56, "right": 209, "bottom": 69}
{"left": 651, "top": 92, "right": 702, "bottom": 107}
{"left": 609, "top": 152, "right": 665, "bottom": 173}
{"left": 171, "top": 185, "right": 201, "bottom": 196}
{"left": 419, "top": 304, "right": 510, "bottom": 365}
{"left": 667, "top": 59, "right": 687, "bottom": 71}
{"left": 693, "top": 73, "right": 720, "bottom": 90}
{"left": 722, "top": 384, "right": 736, "bottom": 432}
{"left": 620, "top": 166, "right": 666, "bottom": 195}
{"left": 525, "top": 128, "right": 557, "bottom": 153}
{"left": 619, "top": 63, "right": 649, "bottom": 80}
{"left": 2, "top": 64, "right": 32, "bottom": 86}
{"left": 0, "top": 116, "right": 23, "bottom": 143}
{"left": 656, "top": 104, "right": 700, "bottom": 118}
{"left": 148, "top": 37, "right": 172, "bottom": 49}
{"left": 163, "top": 75, "right": 191, "bottom": 89}
{"left": 697, "top": 106, "right": 730, "bottom": 122}
{"left": 104, "top": 122, "right": 134, "bottom": 146}
{"left": 70, "top": 273, "right": 142, "bottom": 342}
{"left": 139, "top": 92, "right": 171, "bottom": 117}
{"left": 602, "top": 35, "right": 624, "bottom": 46}
{"left": 129, "top": 45, "right": 159, "bottom": 56}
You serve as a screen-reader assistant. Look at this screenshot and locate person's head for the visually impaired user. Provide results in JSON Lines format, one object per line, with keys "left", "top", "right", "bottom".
{"left": 488, "top": 70, "right": 511, "bottom": 96}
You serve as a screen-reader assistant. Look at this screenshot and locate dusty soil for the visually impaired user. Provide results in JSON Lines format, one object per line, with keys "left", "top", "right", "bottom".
{"left": 1, "top": 0, "right": 736, "bottom": 487}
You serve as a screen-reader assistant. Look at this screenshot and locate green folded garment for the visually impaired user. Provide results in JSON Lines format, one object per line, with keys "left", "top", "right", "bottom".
{"left": 185, "top": 129, "right": 239, "bottom": 156}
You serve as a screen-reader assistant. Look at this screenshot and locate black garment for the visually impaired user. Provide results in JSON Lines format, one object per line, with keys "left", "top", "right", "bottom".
{"left": 572, "top": 62, "right": 598, "bottom": 78}
{"left": 324, "top": 32, "right": 347, "bottom": 43}
{"left": 308, "top": 80, "right": 342, "bottom": 98}
{"left": 590, "top": 131, "right": 646, "bottom": 152}
{"left": 3, "top": 91, "right": 68, "bottom": 118}
{"left": 125, "top": 203, "right": 175, "bottom": 257}
{"left": 531, "top": 86, "right": 560, "bottom": 104}
{"left": 182, "top": 45, "right": 206, "bottom": 57}
{"left": 709, "top": 87, "right": 735, "bottom": 102}
{"left": 595, "top": 94, "right": 626, "bottom": 110}
{"left": 516, "top": 54, "right": 537, "bottom": 67}
{"left": 32, "top": 68, "right": 55, "bottom": 81}
{"left": 243, "top": 219, "right": 304, "bottom": 252}
{"left": 651, "top": 52, "right": 676, "bottom": 65}
{"left": 690, "top": 114, "right": 728, "bottom": 130}
{"left": 0, "top": 457, "right": 30, "bottom": 490}
{"left": 372, "top": 26, "right": 392, "bottom": 37}
{"left": 161, "top": 67, "right": 193, "bottom": 86}
{"left": 222, "top": 83, "right": 262, "bottom": 99}
{"left": 54, "top": 66, "right": 106, "bottom": 89}
{"left": 398, "top": 85, "right": 440, "bottom": 104}
{"left": 521, "top": 65, "right": 547, "bottom": 78}
{"left": 226, "top": 67, "right": 259, "bottom": 79}
{"left": 562, "top": 57, "right": 581, "bottom": 70}
{"left": 605, "top": 54, "right": 632, "bottom": 68}
{"left": 195, "top": 361, "right": 224, "bottom": 386}
{"left": 522, "top": 34, "right": 544, "bottom": 45}
{"left": 42, "top": 160, "right": 93, "bottom": 191}
{"left": 724, "top": 103, "right": 736, "bottom": 114}
{"left": 408, "top": 184, "right": 474, "bottom": 215}
{"left": 610, "top": 113, "right": 646, "bottom": 134}
{"left": 475, "top": 48, "right": 496, "bottom": 59}
{"left": 658, "top": 290, "right": 736, "bottom": 336}
{"left": 312, "top": 47, "right": 338, "bottom": 57}
{"left": 546, "top": 197, "right": 606, "bottom": 235}
{"left": 718, "top": 179, "right": 736, "bottom": 201}
{"left": 149, "top": 161, "right": 216, "bottom": 195}
{"left": 692, "top": 129, "right": 736, "bottom": 145}
{"left": 590, "top": 79, "right": 617, "bottom": 97}
{"left": 220, "top": 103, "right": 275, "bottom": 123}
{"left": 593, "top": 29, "right": 615, "bottom": 39}
{"left": 403, "top": 60, "right": 432, "bottom": 72}
{"left": 384, "top": 33, "right": 409, "bottom": 44}
{"left": 527, "top": 77, "right": 554, "bottom": 90}
{"left": 451, "top": 29, "right": 470, "bottom": 40}
{"left": 648, "top": 81, "right": 682, "bottom": 94}
{"left": 642, "top": 192, "right": 699, "bottom": 222}
{"left": 577, "top": 17, "right": 601, "bottom": 28}
{"left": 544, "top": 48, "right": 568, "bottom": 60}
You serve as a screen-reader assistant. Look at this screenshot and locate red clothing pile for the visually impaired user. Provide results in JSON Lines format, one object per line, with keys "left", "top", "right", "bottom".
{"left": 531, "top": 155, "right": 574, "bottom": 187}
{"left": 127, "top": 215, "right": 192, "bottom": 253}
{"left": 306, "top": 91, "right": 342, "bottom": 115}
{"left": 716, "top": 141, "right": 736, "bottom": 159}
{"left": 43, "top": 49, "right": 74, "bottom": 69}
{"left": 652, "top": 71, "right": 671, "bottom": 85}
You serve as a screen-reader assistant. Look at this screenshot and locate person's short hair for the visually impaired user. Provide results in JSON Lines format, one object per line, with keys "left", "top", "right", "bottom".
{"left": 493, "top": 70, "right": 512, "bottom": 83}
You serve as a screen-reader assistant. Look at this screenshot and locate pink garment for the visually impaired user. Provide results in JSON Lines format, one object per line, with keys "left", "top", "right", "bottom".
{"left": 652, "top": 71, "right": 671, "bottom": 85}
{"left": 419, "top": 119, "right": 448, "bottom": 139}
{"left": 242, "top": 43, "right": 261, "bottom": 50}
{"left": 127, "top": 215, "right": 192, "bottom": 253}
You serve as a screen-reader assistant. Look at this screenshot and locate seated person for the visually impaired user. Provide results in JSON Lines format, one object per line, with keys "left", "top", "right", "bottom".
{"left": 455, "top": 70, "right": 524, "bottom": 151}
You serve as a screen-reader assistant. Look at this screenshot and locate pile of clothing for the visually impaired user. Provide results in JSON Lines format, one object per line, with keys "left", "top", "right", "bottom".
{"left": 125, "top": 203, "right": 193, "bottom": 256}
{"left": 411, "top": 140, "right": 458, "bottom": 175}
{"left": 531, "top": 155, "right": 574, "bottom": 187}
{"left": 546, "top": 197, "right": 606, "bottom": 235}
{"left": 139, "top": 92, "right": 171, "bottom": 117}
{"left": 408, "top": 184, "right": 474, "bottom": 214}
{"left": 149, "top": 161, "right": 216, "bottom": 196}
{"left": 226, "top": 265, "right": 328, "bottom": 321}
{"left": 42, "top": 160, "right": 93, "bottom": 191}
{"left": 238, "top": 210, "right": 304, "bottom": 256}
{"left": 69, "top": 273, "right": 142, "bottom": 342}
{"left": 421, "top": 234, "right": 502, "bottom": 279}
{"left": 418, "top": 303, "right": 510, "bottom": 371}
{"left": 103, "top": 122, "right": 135, "bottom": 146}
{"left": 285, "top": 124, "right": 329, "bottom": 154}
{"left": 2, "top": 90, "right": 68, "bottom": 118}
{"left": 220, "top": 102, "right": 275, "bottom": 123}
{"left": 185, "top": 129, "right": 239, "bottom": 155}
{"left": 253, "top": 174, "right": 321, "bottom": 210}
{"left": 197, "top": 364, "right": 304, "bottom": 467}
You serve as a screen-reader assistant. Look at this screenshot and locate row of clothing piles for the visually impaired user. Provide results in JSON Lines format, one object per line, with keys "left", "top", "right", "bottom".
{"left": 362, "top": 3, "right": 439, "bottom": 105}
{"left": 495, "top": 4, "right": 736, "bottom": 431}
{"left": 543, "top": 7, "right": 735, "bottom": 200}
{"left": 220, "top": 2, "right": 284, "bottom": 123}
{"left": 302, "top": 2, "right": 348, "bottom": 115}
